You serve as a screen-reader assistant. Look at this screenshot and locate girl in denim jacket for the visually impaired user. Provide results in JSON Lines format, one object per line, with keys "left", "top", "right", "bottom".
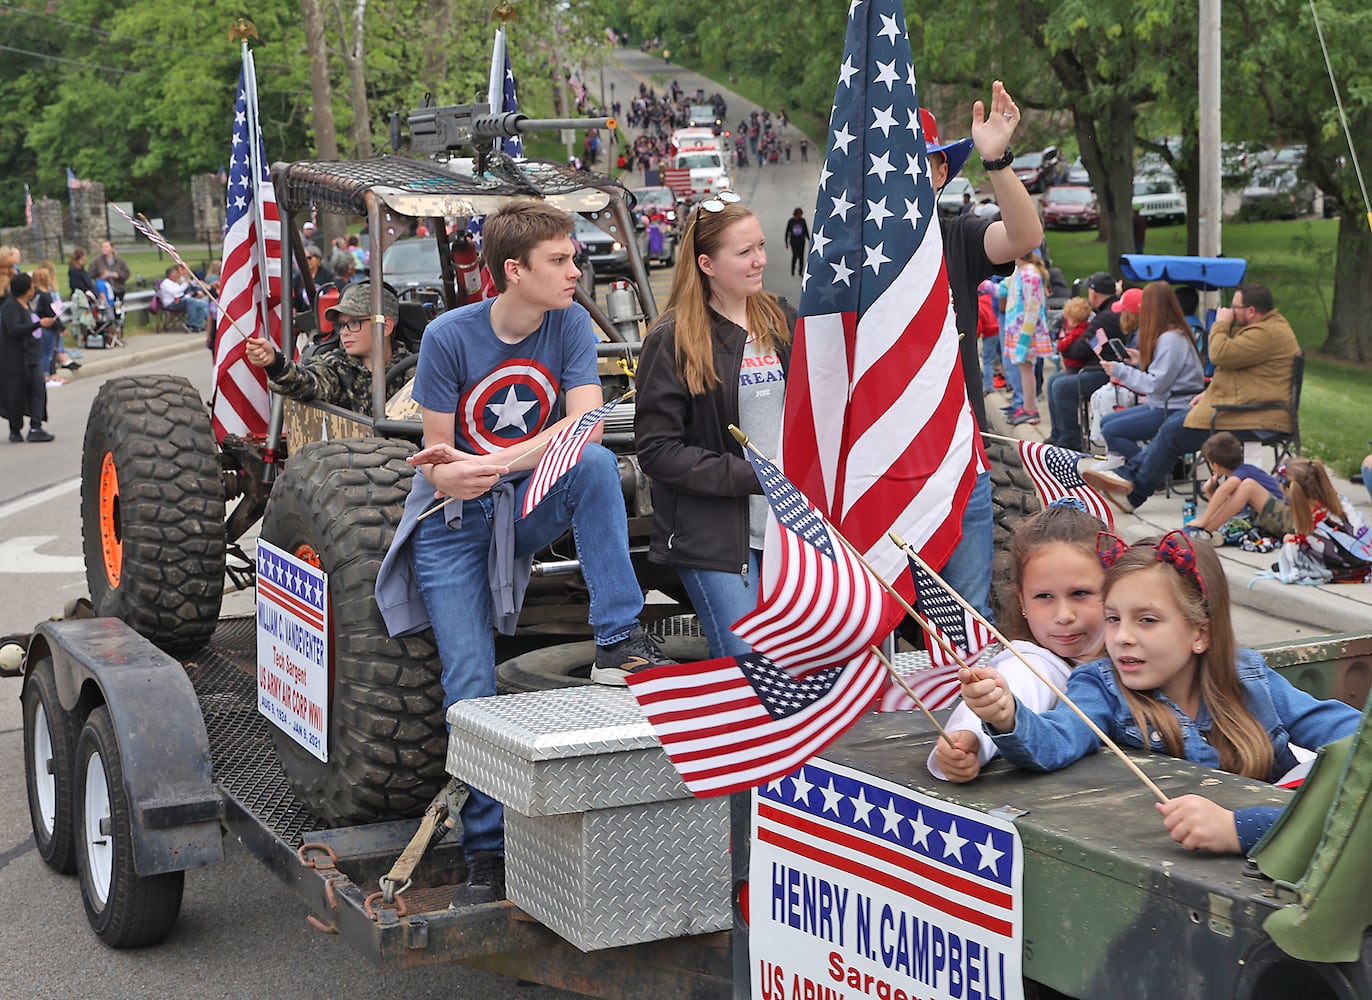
{"left": 960, "top": 532, "right": 1361, "bottom": 854}
{"left": 929, "top": 500, "right": 1106, "bottom": 782}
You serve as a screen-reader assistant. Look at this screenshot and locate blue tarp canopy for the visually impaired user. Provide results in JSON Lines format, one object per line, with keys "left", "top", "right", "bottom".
{"left": 1118, "top": 254, "right": 1248, "bottom": 290}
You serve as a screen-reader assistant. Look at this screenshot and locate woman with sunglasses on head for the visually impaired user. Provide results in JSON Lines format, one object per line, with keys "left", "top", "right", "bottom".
{"left": 635, "top": 192, "right": 797, "bottom": 657}
{"left": 958, "top": 532, "right": 1360, "bottom": 854}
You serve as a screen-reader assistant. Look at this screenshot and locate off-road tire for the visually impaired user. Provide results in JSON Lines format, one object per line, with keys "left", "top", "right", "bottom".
{"left": 259, "top": 438, "right": 444, "bottom": 826}
{"left": 76, "top": 707, "right": 185, "bottom": 948}
{"left": 985, "top": 437, "right": 1043, "bottom": 624}
{"left": 80, "top": 376, "right": 225, "bottom": 657}
{"left": 24, "top": 655, "right": 79, "bottom": 874}
{"left": 497, "top": 633, "right": 712, "bottom": 694}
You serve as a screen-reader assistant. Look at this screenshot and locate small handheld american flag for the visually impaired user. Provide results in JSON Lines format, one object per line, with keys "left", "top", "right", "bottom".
{"left": 520, "top": 392, "right": 629, "bottom": 518}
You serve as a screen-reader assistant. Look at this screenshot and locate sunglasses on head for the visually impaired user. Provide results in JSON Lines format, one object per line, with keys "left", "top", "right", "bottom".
{"left": 699, "top": 191, "right": 742, "bottom": 213}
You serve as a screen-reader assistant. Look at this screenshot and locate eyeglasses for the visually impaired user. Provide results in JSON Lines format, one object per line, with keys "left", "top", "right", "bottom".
{"left": 337, "top": 319, "right": 370, "bottom": 333}
{"left": 699, "top": 191, "right": 742, "bottom": 213}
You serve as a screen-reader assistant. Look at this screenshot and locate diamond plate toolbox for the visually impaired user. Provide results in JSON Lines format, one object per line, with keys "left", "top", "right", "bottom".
{"left": 447, "top": 686, "right": 731, "bottom": 950}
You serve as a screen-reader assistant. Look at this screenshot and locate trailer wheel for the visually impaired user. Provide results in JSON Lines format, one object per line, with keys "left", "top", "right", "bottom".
{"left": 23, "top": 656, "right": 78, "bottom": 874}
{"left": 260, "top": 438, "right": 445, "bottom": 826}
{"left": 76, "top": 706, "right": 185, "bottom": 948}
{"left": 497, "top": 633, "right": 711, "bottom": 694}
{"left": 80, "top": 376, "right": 226, "bottom": 657}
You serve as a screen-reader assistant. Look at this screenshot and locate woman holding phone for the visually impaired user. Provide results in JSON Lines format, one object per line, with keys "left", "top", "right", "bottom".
{"left": 1096, "top": 282, "right": 1206, "bottom": 473}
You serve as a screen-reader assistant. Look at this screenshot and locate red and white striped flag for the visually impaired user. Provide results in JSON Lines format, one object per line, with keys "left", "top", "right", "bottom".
{"left": 1019, "top": 440, "right": 1115, "bottom": 530}
{"left": 780, "top": 0, "right": 983, "bottom": 603}
{"left": 876, "top": 661, "right": 962, "bottom": 713}
{"left": 729, "top": 446, "right": 904, "bottom": 670}
{"left": 109, "top": 203, "right": 196, "bottom": 277}
{"left": 520, "top": 393, "right": 627, "bottom": 517}
{"left": 211, "top": 47, "right": 281, "bottom": 442}
{"left": 627, "top": 649, "right": 889, "bottom": 797}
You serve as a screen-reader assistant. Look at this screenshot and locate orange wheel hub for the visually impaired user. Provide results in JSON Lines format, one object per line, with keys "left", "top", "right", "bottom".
{"left": 98, "top": 452, "right": 122, "bottom": 587}
{"left": 294, "top": 544, "right": 323, "bottom": 569}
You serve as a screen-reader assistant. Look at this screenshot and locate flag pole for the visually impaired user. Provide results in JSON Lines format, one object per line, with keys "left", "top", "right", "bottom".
{"left": 727, "top": 425, "right": 962, "bottom": 747}
{"left": 981, "top": 430, "right": 1102, "bottom": 461}
{"left": 890, "top": 531, "right": 1169, "bottom": 803}
{"left": 416, "top": 389, "right": 635, "bottom": 523}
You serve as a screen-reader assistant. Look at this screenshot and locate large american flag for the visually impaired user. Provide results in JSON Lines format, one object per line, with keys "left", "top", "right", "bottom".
{"left": 626, "top": 650, "right": 889, "bottom": 797}
{"left": 520, "top": 394, "right": 626, "bottom": 517}
{"left": 730, "top": 446, "right": 905, "bottom": 669}
{"left": 1019, "top": 440, "right": 1115, "bottom": 529}
{"left": 211, "top": 48, "right": 282, "bottom": 442}
{"left": 499, "top": 39, "right": 523, "bottom": 158}
{"left": 782, "top": 0, "right": 982, "bottom": 601}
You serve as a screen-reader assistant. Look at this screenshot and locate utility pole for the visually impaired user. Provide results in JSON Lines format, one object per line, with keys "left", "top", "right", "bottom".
{"left": 1198, "top": 0, "right": 1222, "bottom": 261}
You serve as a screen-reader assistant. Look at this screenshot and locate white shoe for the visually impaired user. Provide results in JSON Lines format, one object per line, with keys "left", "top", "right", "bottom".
{"left": 1085, "top": 453, "right": 1125, "bottom": 473}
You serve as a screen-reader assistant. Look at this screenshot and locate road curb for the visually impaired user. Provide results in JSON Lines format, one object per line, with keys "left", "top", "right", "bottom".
{"left": 67, "top": 335, "right": 207, "bottom": 381}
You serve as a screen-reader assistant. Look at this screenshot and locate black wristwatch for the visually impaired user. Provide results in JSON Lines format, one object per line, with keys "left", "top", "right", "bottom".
{"left": 981, "top": 146, "right": 1014, "bottom": 172}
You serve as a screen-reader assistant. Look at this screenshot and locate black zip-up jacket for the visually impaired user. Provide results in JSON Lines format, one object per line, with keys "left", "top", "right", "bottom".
{"left": 635, "top": 306, "right": 794, "bottom": 574}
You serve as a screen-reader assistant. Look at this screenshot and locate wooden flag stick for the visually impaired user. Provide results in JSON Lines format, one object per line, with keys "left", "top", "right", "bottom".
{"left": 890, "top": 531, "right": 1169, "bottom": 804}
{"left": 869, "top": 645, "right": 955, "bottom": 749}
{"left": 981, "top": 430, "right": 1103, "bottom": 461}
{"left": 726, "top": 424, "right": 969, "bottom": 744}
{"left": 416, "top": 390, "right": 636, "bottom": 524}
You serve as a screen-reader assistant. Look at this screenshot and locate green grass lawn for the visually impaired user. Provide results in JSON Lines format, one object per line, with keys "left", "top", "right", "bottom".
{"left": 1047, "top": 218, "right": 1370, "bottom": 477}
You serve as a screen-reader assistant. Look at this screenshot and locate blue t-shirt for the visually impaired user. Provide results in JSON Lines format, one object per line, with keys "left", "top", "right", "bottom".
{"left": 412, "top": 299, "right": 599, "bottom": 455}
{"left": 1232, "top": 463, "right": 1284, "bottom": 501}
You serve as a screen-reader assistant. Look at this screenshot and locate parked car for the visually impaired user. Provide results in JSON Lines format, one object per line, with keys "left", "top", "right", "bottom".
{"left": 381, "top": 236, "right": 444, "bottom": 298}
{"left": 1010, "top": 147, "right": 1064, "bottom": 193}
{"left": 1239, "top": 167, "right": 1317, "bottom": 220}
{"left": 936, "top": 176, "right": 977, "bottom": 218}
{"left": 573, "top": 214, "right": 644, "bottom": 279}
{"left": 1039, "top": 185, "right": 1100, "bottom": 230}
{"left": 1065, "top": 157, "right": 1091, "bottom": 186}
{"left": 1132, "top": 174, "right": 1186, "bottom": 226}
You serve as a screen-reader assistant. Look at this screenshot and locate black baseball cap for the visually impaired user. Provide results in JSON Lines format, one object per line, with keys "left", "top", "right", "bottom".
{"left": 1087, "top": 271, "right": 1116, "bottom": 294}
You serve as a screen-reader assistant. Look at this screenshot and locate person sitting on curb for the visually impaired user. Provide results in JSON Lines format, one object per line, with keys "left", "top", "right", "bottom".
{"left": 1184, "top": 431, "right": 1286, "bottom": 539}
{"left": 1084, "top": 283, "right": 1299, "bottom": 514}
{"left": 243, "top": 281, "right": 409, "bottom": 415}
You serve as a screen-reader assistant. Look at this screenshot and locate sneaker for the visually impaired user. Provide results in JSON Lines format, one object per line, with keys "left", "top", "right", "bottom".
{"left": 1000, "top": 405, "right": 1018, "bottom": 416}
{"left": 8, "top": 432, "right": 22, "bottom": 443}
{"left": 26, "top": 428, "right": 55, "bottom": 443}
{"left": 1085, "top": 453, "right": 1126, "bottom": 473}
{"left": 62, "top": 360, "right": 81, "bottom": 371}
{"left": 591, "top": 627, "right": 676, "bottom": 686}
{"left": 1183, "top": 525, "right": 1213, "bottom": 541}
{"left": 1083, "top": 467, "right": 1133, "bottom": 495}
{"left": 1009, "top": 409, "right": 1040, "bottom": 425}
{"left": 993, "top": 374, "right": 1007, "bottom": 389}
{"left": 449, "top": 852, "right": 506, "bottom": 908}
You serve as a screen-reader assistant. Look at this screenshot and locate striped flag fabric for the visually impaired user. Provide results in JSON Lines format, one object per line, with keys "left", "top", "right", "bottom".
{"left": 1019, "top": 440, "right": 1115, "bottom": 530}
{"left": 499, "top": 39, "right": 523, "bottom": 158}
{"left": 109, "top": 203, "right": 190, "bottom": 272}
{"left": 211, "top": 47, "right": 282, "bottom": 442}
{"left": 520, "top": 394, "right": 626, "bottom": 517}
{"left": 780, "top": 0, "right": 983, "bottom": 602}
{"left": 626, "top": 649, "right": 889, "bottom": 797}
{"left": 875, "top": 646, "right": 996, "bottom": 714}
{"left": 730, "top": 446, "right": 905, "bottom": 670}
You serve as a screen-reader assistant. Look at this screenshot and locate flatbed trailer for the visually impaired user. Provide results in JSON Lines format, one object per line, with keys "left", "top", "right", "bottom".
{"left": 22, "top": 616, "right": 1372, "bottom": 999}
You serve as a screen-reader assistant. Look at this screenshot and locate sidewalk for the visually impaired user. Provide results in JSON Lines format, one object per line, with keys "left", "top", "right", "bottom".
{"left": 54, "top": 324, "right": 207, "bottom": 383}
{"left": 986, "top": 385, "right": 1372, "bottom": 634}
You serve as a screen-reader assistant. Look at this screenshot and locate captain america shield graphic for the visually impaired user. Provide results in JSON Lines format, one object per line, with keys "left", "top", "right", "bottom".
{"left": 460, "top": 359, "right": 560, "bottom": 454}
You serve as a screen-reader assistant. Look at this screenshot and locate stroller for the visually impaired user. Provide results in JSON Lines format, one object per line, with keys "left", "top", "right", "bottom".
{"left": 67, "top": 289, "right": 124, "bottom": 349}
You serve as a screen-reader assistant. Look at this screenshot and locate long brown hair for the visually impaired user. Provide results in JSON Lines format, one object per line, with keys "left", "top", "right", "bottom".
{"left": 1136, "top": 281, "right": 1198, "bottom": 370}
{"left": 1284, "top": 458, "right": 1347, "bottom": 533}
{"left": 998, "top": 504, "right": 1105, "bottom": 641}
{"left": 1104, "top": 539, "right": 1273, "bottom": 779}
{"left": 654, "top": 201, "right": 788, "bottom": 394}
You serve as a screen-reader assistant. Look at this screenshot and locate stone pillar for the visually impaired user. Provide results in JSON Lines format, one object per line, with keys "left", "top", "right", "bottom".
{"left": 191, "top": 173, "right": 226, "bottom": 245}
{"left": 32, "top": 199, "right": 66, "bottom": 263}
{"left": 70, "top": 181, "right": 107, "bottom": 254}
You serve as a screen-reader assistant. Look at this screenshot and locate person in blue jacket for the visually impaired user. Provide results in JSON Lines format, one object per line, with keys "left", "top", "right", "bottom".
{"left": 958, "top": 531, "right": 1361, "bottom": 854}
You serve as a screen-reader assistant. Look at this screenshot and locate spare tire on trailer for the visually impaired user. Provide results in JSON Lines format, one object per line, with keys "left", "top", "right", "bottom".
{"left": 259, "top": 437, "right": 444, "bottom": 826}
{"left": 80, "top": 376, "right": 226, "bottom": 658}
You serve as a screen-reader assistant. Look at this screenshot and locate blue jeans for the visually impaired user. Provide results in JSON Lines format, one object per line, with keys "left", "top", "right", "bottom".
{"left": 979, "top": 335, "right": 1001, "bottom": 393}
{"left": 1119, "top": 410, "right": 1211, "bottom": 510}
{"left": 40, "top": 327, "right": 60, "bottom": 376}
{"left": 1100, "top": 405, "right": 1169, "bottom": 460}
{"left": 1002, "top": 356, "right": 1024, "bottom": 411}
{"left": 411, "top": 444, "right": 642, "bottom": 854}
{"left": 676, "top": 549, "right": 762, "bottom": 658}
{"left": 937, "top": 471, "right": 994, "bottom": 622}
{"left": 1046, "top": 368, "right": 1109, "bottom": 452}
{"left": 1364, "top": 463, "right": 1372, "bottom": 506}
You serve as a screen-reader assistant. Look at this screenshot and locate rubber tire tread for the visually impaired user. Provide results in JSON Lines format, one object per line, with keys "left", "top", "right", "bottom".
{"left": 80, "top": 375, "right": 226, "bottom": 658}
{"left": 260, "top": 437, "right": 443, "bottom": 826}
{"left": 23, "top": 656, "right": 79, "bottom": 874}
{"left": 497, "top": 634, "right": 711, "bottom": 694}
{"left": 75, "top": 707, "right": 185, "bottom": 948}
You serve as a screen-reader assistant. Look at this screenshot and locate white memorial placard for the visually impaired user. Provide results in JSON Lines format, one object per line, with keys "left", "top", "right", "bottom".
{"left": 751, "top": 759, "right": 1023, "bottom": 1000}
{"left": 256, "top": 539, "right": 329, "bottom": 761}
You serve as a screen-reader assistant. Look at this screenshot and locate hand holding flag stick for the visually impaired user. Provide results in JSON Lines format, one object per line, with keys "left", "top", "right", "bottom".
{"left": 727, "top": 425, "right": 960, "bottom": 748}
{"left": 889, "top": 530, "right": 1170, "bottom": 804}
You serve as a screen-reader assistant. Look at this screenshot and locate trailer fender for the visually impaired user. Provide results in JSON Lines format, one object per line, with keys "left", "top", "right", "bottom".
{"left": 30, "top": 618, "right": 224, "bottom": 876}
